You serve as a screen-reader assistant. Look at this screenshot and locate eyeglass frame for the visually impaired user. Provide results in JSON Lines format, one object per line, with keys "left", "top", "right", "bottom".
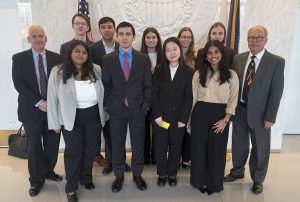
{"left": 247, "top": 36, "right": 265, "bottom": 42}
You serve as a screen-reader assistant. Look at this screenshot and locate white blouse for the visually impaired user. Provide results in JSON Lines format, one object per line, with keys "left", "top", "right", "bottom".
{"left": 74, "top": 80, "right": 97, "bottom": 109}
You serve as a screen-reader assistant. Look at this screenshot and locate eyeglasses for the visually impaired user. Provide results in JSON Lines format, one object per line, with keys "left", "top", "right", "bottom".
{"left": 247, "top": 36, "right": 265, "bottom": 42}
{"left": 74, "top": 21, "right": 88, "bottom": 27}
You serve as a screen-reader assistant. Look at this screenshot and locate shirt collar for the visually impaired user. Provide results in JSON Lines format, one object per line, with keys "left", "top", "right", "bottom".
{"left": 32, "top": 49, "right": 46, "bottom": 59}
{"left": 249, "top": 49, "right": 265, "bottom": 60}
{"left": 119, "top": 47, "right": 133, "bottom": 56}
{"left": 102, "top": 40, "right": 115, "bottom": 49}
{"left": 169, "top": 64, "right": 179, "bottom": 71}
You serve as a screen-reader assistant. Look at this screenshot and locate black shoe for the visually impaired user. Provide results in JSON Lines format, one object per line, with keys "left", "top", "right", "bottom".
{"left": 199, "top": 187, "right": 207, "bottom": 193}
{"left": 29, "top": 186, "right": 40, "bottom": 196}
{"left": 102, "top": 166, "right": 113, "bottom": 175}
{"left": 223, "top": 173, "right": 244, "bottom": 182}
{"left": 112, "top": 176, "right": 124, "bottom": 193}
{"left": 181, "top": 162, "right": 190, "bottom": 169}
{"left": 125, "top": 163, "right": 131, "bottom": 172}
{"left": 84, "top": 182, "right": 95, "bottom": 190}
{"left": 252, "top": 182, "right": 263, "bottom": 194}
{"left": 168, "top": 176, "right": 177, "bottom": 187}
{"left": 46, "top": 173, "right": 63, "bottom": 181}
{"left": 133, "top": 176, "right": 147, "bottom": 191}
{"left": 157, "top": 176, "right": 167, "bottom": 187}
{"left": 206, "top": 189, "right": 214, "bottom": 195}
{"left": 67, "top": 191, "right": 78, "bottom": 202}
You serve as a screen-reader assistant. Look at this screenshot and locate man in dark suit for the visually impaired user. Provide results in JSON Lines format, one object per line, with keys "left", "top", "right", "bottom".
{"left": 12, "top": 25, "right": 62, "bottom": 196}
{"left": 224, "top": 25, "right": 285, "bottom": 194}
{"left": 102, "top": 21, "right": 152, "bottom": 192}
{"left": 60, "top": 13, "right": 94, "bottom": 59}
{"left": 91, "top": 16, "right": 131, "bottom": 175}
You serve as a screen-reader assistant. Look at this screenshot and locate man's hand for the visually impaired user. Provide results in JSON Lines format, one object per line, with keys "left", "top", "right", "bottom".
{"left": 264, "top": 121, "right": 273, "bottom": 129}
{"left": 38, "top": 100, "right": 47, "bottom": 112}
{"left": 155, "top": 116, "right": 163, "bottom": 127}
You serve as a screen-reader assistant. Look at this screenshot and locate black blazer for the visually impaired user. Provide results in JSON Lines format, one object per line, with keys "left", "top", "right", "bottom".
{"left": 90, "top": 40, "right": 120, "bottom": 66}
{"left": 152, "top": 64, "right": 193, "bottom": 125}
{"left": 60, "top": 39, "right": 94, "bottom": 59}
{"left": 102, "top": 49, "right": 152, "bottom": 116}
{"left": 12, "top": 49, "right": 61, "bottom": 123}
{"left": 195, "top": 46, "right": 236, "bottom": 71}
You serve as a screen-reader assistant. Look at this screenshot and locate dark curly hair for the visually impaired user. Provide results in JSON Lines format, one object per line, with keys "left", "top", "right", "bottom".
{"left": 59, "top": 40, "right": 97, "bottom": 84}
{"left": 199, "top": 40, "right": 231, "bottom": 87}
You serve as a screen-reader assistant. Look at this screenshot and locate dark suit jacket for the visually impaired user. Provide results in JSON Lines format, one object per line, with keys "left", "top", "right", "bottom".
{"left": 102, "top": 49, "right": 152, "bottom": 117}
{"left": 152, "top": 64, "right": 193, "bottom": 125}
{"left": 195, "top": 46, "right": 236, "bottom": 70}
{"left": 233, "top": 50, "right": 285, "bottom": 127}
{"left": 12, "top": 49, "right": 61, "bottom": 123}
{"left": 90, "top": 40, "right": 119, "bottom": 66}
{"left": 60, "top": 39, "right": 94, "bottom": 58}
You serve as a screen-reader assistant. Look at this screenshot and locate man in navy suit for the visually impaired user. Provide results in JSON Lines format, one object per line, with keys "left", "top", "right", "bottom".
{"left": 60, "top": 13, "right": 94, "bottom": 59}
{"left": 102, "top": 21, "right": 152, "bottom": 192}
{"left": 12, "top": 25, "right": 62, "bottom": 197}
{"left": 91, "top": 17, "right": 131, "bottom": 175}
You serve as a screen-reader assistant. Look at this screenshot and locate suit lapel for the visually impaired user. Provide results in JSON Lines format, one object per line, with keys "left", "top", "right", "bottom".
{"left": 68, "top": 76, "right": 77, "bottom": 102}
{"left": 236, "top": 52, "right": 249, "bottom": 89}
{"left": 26, "top": 49, "right": 40, "bottom": 94}
{"left": 252, "top": 50, "right": 270, "bottom": 86}
{"left": 113, "top": 51, "right": 126, "bottom": 82}
{"left": 128, "top": 50, "right": 138, "bottom": 83}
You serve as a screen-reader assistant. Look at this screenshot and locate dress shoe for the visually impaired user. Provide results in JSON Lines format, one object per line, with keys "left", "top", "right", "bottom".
{"left": 102, "top": 166, "right": 113, "bottom": 175}
{"left": 67, "top": 191, "right": 78, "bottom": 202}
{"left": 182, "top": 162, "right": 190, "bottom": 169}
{"left": 168, "top": 176, "right": 177, "bottom": 187}
{"left": 125, "top": 163, "right": 131, "bottom": 172}
{"left": 157, "top": 176, "right": 167, "bottom": 187}
{"left": 112, "top": 176, "right": 124, "bottom": 193}
{"left": 133, "top": 176, "right": 147, "bottom": 191}
{"left": 199, "top": 187, "right": 207, "bottom": 193}
{"left": 206, "top": 189, "right": 214, "bottom": 195}
{"left": 29, "top": 186, "right": 40, "bottom": 196}
{"left": 84, "top": 182, "right": 95, "bottom": 190}
{"left": 46, "top": 173, "right": 63, "bottom": 181}
{"left": 223, "top": 173, "right": 244, "bottom": 182}
{"left": 95, "top": 154, "right": 108, "bottom": 167}
{"left": 252, "top": 182, "right": 263, "bottom": 194}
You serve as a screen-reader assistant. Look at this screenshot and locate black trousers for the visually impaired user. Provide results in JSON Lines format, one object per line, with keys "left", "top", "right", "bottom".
{"left": 110, "top": 107, "right": 145, "bottom": 177}
{"left": 154, "top": 123, "right": 185, "bottom": 176}
{"left": 23, "top": 112, "right": 60, "bottom": 187}
{"left": 181, "top": 129, "right": 191, "bottom": 163}
{"left": 190, "top": 102, "right": 228, "bottom": 192}
{"left": 62, "top": 104, "right": 101, "bottom": 193}
{"left": 144, "top": 111, "right": 155, "bottom": 164}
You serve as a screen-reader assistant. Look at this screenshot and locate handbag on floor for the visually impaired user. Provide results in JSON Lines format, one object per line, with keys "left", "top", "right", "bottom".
{"left": 8, "top": 125, "right": 28, "bottom": 159}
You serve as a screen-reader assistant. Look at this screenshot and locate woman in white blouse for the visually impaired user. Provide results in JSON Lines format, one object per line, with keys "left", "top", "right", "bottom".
{"left": 190, "top": 40, "right": 239, "bottom": 195}
{"left": 140, "top": 27, "right": 163, "bottom": 165}
{"left": 47, "top": 40, "right": 105, "bottom": 202}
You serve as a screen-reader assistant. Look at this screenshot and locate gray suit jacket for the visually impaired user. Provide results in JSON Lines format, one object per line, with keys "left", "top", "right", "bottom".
{"left": 233, "top": 50, "right": 285, "bottom": 127}
{"left": 47, "top": 64, "right": 105, "bottom": 131}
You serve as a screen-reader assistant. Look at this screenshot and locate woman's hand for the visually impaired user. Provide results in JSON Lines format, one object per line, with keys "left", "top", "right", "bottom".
{"left": 212, "top": 119, "right": 228, "bottom": 134}
{"left": 178, "top": 122, "right": 186, "bottom": 128}
{"left": 155, "top": 116, "right": 163, "bottom": 127}
{"left": 53, "top": 129, "right": 61, "bottom": 134}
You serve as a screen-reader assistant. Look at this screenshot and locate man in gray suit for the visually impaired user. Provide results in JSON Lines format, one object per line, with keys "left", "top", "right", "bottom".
{"left": 224, "top": 25, "right": 285, "bottom": 194}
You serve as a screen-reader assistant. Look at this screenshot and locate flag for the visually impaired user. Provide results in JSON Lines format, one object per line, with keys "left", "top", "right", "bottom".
{"left": 226, "top": 0, "right": 240, "bottom": 53}
{"left": 78, "top": 0, "right": 93, "bottom": 41}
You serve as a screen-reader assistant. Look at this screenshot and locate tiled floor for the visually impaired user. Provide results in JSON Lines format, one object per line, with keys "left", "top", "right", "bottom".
{"left": 0, "top": 135, "right": 300, "bottom": 202}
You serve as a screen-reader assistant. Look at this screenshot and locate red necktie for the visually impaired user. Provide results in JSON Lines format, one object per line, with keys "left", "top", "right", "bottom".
{"left": 123, "top": 52, "right": 130, "bottom": 107}
{"left": 38, "top": 54, "right": 48, "bottom": 100}
{"left": 242, "top": 55, "right": 256, "bottom": 103}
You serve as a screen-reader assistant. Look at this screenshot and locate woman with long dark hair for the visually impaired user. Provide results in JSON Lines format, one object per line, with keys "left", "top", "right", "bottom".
{"left": 195, "top": 22, "right": 236, "bottom": 71}
{"left": 140, "top": 27, "right": 163, "bottom": 165}
{"left": 190, "top": 40, "right": 238, "bottom": 195}
{"left": 152, "top": 37, "right": 193, "bottom": 187}
{"left": 48, "top": 40, "right": 105, "bottom": 202}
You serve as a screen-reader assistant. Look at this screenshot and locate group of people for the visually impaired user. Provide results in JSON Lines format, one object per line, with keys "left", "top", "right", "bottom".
{"left": 12, "top": 12, "right": 285, "bottom": 202}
